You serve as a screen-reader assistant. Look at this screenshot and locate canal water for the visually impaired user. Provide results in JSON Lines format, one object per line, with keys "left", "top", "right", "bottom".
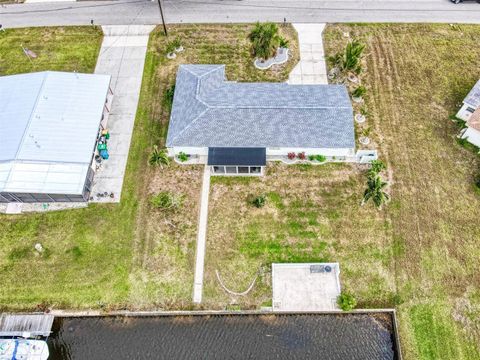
{"left": 47, "top": 313, "right": 398, "bottom": 360}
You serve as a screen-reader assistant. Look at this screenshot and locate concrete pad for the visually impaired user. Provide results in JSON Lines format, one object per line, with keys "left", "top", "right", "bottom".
{"left": 288, "top": 23, "right": 328, "bottom": 85}
{"left": 272, "top": 263, "right": 341, "bottom": 311}
{"left": 90, "top": 25, "right": 153, "bottom": 203}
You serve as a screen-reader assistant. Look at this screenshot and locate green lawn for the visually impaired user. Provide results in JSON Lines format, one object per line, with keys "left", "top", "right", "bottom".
{"left": 0, "top": 24, "right": 299, "bottom": 310}
{"left": 204, "top": 24, "right": 480, "bottom": 360}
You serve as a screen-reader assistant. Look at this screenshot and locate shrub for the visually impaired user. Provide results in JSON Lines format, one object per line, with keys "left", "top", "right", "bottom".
{"left": 308, "top": 155, "right": 316, "bottom": 161}
{"left": 177, "top": 152, "right": 188, "bottom": 162}
{"left": 337, "top": 292, "right": 357, "bottom": 311}
{"left": 166, "top": 40, "right": 176, "bottom": 54}
{"left": 279, "top": 36, "right": 289, "bottom": 48}
{"left": 368, "top": 159, "right": 386, "bottom": 177}
{"left": 250, "top": 194, "right": 266, "bottom": 208}
{"left": 352, "top": 86, "right": 366, "bottom": 99}
{"left": 287, "top": 152, "right": 296, "bottom": 160}
{"left": 329, "top": 39, "right": 365, "bottom": 74}
{"left": 150, "top": 191, "right": 185, "bottom": 210}
{"left": 162, "top": 84, "right": 175, "bottom": 111}
{"left": 172, "top": 37, "right": 181, "bottom": 49}
{"left": 297, "top": 152, "right": 306, "bottom": 160}
{"left": 149, "top": 145, "right": 170, "bottom": 168}
{"left": 248, "top": 22, "right": 280, "bottom": 60}
{"left": 315, "top": 154, "right": 327, "bottom": 163}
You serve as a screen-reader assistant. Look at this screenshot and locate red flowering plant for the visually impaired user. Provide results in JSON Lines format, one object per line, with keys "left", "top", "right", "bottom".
{"left": 287, "top": 152, "right": 296, "bottom": 160}
{"left": 297, "top": 152, "right": 306, "bottom": 160}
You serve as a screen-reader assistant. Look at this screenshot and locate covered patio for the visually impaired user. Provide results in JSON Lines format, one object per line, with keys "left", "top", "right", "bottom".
{"left": 208, "top": 147, "right": 266, "bottom": 176}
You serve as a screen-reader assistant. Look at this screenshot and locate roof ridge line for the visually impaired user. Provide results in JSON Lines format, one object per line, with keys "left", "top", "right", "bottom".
{"left": 169, "top": 106, "right": 210, "bottom": 145}
{"left": 205, "top": 105, "right": 352, "bottom": 110}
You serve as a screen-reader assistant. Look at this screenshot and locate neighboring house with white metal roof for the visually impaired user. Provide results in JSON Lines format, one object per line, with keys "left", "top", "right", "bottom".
{"left": 0, "top": 71, "right": 112, "bottom": 203}
{"left": 166, "top": 64, "right": 358, "bottom": 176}
{"left": 457, "top": 79, "right": 480, "bottom": 148}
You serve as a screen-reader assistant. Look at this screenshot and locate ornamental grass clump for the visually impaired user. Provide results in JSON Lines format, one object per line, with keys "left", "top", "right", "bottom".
{"left": 248, "top": 22, "right": 281, "bottom": 60}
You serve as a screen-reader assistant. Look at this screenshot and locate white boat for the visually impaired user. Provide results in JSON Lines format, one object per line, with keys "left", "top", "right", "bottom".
{"left": 0, "top": 339, "right": 49, "bottom": 360}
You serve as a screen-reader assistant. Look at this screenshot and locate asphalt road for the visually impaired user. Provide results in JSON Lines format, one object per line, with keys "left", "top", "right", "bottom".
{"left": 1, "top": 0, "right": 480, "bottom": 28}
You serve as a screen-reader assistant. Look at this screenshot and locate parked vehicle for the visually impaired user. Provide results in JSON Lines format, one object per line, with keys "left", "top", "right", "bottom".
{"left": 451, "top": 0, "right": 480, "bottom": 3}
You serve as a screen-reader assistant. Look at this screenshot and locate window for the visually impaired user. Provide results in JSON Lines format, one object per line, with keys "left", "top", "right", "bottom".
{"left": 238, "top": 167, "right": 249, "bottom": 174}
{"left": 213, "top": 166, "right": 225, "bottom": 174}
{"left": 250, "top": 167, "right": 261, "bottom": 174}
{"left": 467, "top": 107, "right": 476, "bottom": 113}
{"left": 225, "top": 166, "right": 237, "bottom": 174}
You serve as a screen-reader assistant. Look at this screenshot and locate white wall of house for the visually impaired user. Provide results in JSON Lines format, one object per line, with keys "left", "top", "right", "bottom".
{"left": 461, "top": 127, "right": 480, "bottom": 148}
{"left": 168, "top": 146, "right": 355, "bottom": 163}
{"left": 456, "top": 102, "right": 477, "bottom": 122}
{"left": 266, "top": 147, "right": 355, "bottom": 157}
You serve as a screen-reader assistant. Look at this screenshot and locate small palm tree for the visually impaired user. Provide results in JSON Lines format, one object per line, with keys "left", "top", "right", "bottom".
{"left": 149, "top": 145, "right": 170, "bottom": 168}
{"left": 362, "top": 175, "right": 389, "bottom": 209}
{"left": 343, "top": 39, "right": 365, "bottom": 73}
{"left": 248, "top": 22, "right": 280, "bottom": 60}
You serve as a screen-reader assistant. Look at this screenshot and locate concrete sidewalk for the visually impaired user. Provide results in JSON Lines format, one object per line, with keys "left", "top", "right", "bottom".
{"left": 90, "top": 25, "right": 154, "bottom": 203}
{"left": 288, "top": 23, "right": 328, "bottom": 85}
{"left": 193, "top": 166, "right": 211, "bottom": 303}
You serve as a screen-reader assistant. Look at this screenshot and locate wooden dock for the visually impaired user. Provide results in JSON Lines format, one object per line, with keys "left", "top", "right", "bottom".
{"left": 0, "top": 314, "right": 54, "bottom": 337}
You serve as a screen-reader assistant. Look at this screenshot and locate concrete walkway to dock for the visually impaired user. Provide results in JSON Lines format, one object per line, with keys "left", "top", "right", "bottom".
{"left": 193, "top": 166, "right": 211, "bottom": 303}
{"left": 91, "top": 25, "right": 154, "bottom": 203}
{"left": 288, "top": 24, "right": 328, "bottom": 85}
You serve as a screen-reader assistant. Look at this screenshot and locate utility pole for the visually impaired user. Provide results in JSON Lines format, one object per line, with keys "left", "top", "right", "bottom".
{"left": 157, "top": 0, "right": 168, "bottom": 36}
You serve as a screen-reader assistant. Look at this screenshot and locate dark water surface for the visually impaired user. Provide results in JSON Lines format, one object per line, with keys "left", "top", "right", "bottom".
{"left": 47, "top": 314, "right": 397, "bottom": 360}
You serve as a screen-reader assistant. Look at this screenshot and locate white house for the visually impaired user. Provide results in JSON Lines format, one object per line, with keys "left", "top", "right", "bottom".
{"left": 0, "top": 71, "right": 112, "bottom": 203}
{"left": 166, "top": 64, "right": 359, "bottom": 176}
{"left": 457, "top": 79, "right": 480, "bottom": 148}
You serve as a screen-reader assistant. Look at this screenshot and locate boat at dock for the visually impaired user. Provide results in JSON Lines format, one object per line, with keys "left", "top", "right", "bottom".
{"left": 0, "top": 338, "right": 49, "bottom": 360}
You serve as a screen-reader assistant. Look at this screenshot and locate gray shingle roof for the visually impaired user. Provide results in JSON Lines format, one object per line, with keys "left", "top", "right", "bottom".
{"left": 166, "top": 64, "right": 355, "bottom": 149}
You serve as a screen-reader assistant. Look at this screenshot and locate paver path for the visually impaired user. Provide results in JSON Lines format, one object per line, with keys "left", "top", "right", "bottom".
{"left": 193, "top": 166, "right": 211, "bottom": 303}
{"left": 288, "top": 23, "right": 328, "bottom": 85}
{"left": 91, "top": 25, "right": 154, "bottom": 203}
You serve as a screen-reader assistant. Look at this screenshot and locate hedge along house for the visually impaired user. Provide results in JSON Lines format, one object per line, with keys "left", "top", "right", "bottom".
{"left": 0, "top": 71, "right": 112, "bottom": 203}
{"left": 457, "top": 79, "right": 480, "bottom": 148}
{"left": 166, "top": 65, "right": 359, "bottom": 176}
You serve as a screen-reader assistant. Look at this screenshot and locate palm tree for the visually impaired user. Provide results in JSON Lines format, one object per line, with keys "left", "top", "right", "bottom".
{"left": 362, "top": 175, "right": 389, "bottom": 209}
{"left": 149, "top": 145, "right": 170, "bottom": 168}
{"left": 343, "top": 39, "right": 365, "bottom": 73}
{"left": 248, "top": 22, "right": 280, "bottom": 60}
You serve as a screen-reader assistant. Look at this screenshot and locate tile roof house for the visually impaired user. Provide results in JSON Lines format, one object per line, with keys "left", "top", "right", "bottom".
{"left": 166, "top": 64, "right": 357, "bottom": 175}
{"left": 457, "top": 79, "right": 480, "bottom": 148}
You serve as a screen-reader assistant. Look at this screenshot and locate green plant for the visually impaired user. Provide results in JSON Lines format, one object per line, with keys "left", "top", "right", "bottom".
{"left": 337, "top": 292, "right": 357, "bottom": 311}
{"left": 343, "top": 39, "right": 365, "bottom": 73}
{"left": 149, "top": 145, "right": 170, "bottom": 168}
{"left": 166, "top": 41, "right": 177, "bottom": 54}
{"left": 150, "top": 191, "right": 185, "bottom": 210}
{"left": 308, "top": 155, "right": 315, "bottom": 161}
{"left": 279, "top": 36, "right": 289, "bottom": 48}
{"left": 248, "top": 22, "right": 280, "bottom": 60}
{"left": 250, "top": 194, "right": 266, "bottom": 208}
{"left": 362, "top": 175, "right": 390, "bottom": 209}
{"left": 329, "top": 39, "right": 365, "bottom": 74}
{"left": 162, "top": 84, "right": 175, "bottom": 111}
{"left": 360, "top": 126, "right": 372, "bottom": 138}
{"left": 177, "top": 152, "right": 189, "bottom": 162}
{"left": 172, "top": 37, "right": 181, "bottom": 49}
{"left": 360, "top": 106, "right": 368, "bottom": 116}
{"left": 352, "top": 86, "right": 366, "bottom": 99}
{"left": 315, "top": 154, "right": 327, "bottom": 163}
{"left": 368, "top": 159, "right": 386, "bottom": 177}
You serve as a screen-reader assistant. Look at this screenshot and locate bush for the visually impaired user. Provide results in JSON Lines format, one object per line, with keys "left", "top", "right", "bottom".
{"left": 150, "top": 191, "right": 185, "bottom": 210}
{"left": 337, "top": 292, "right": 357, "bottom": 311}
{"left": 329, "top": 39, "right": 365, "bottom": 74}
{"left": 149, "top": 145, "right": 170, "bottom": 167}
{"left": 368, "top": 159, "right": 386, "bottom": 177}
{"left": 250, "top": 194, "right": 266, "bottom": 208}
{"left": 308, "top": 155, "right": 315, "bottom": 161}
{"left": 287, "top": 152, "right": 296, "bottom": 160}
{"left": 177, "top": 152, "right": 188, "bottom": 162}
{"left": 352, "top": 86, "right": 366, "bottom": 98}
{"left": 297, "top": 152, "right": 306, "bottom": 160}
{"left": 166, "top": 40, "right": 176, "bottom": 54}
{"left": 315, "top": 154, "right": 326, "bottom": 163}
{"left": 279, "top": 36, "right": 289, "bottom": 48}
{"left": 248, "top": 22, "right": 280, "bottom": 60}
